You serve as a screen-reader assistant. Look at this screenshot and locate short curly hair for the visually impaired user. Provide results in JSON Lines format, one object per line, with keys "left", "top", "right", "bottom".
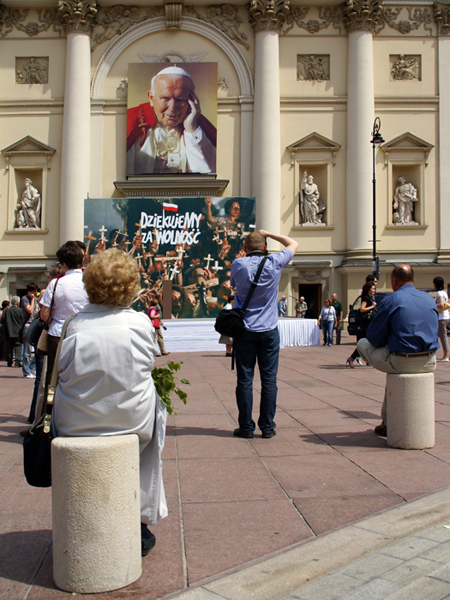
{"left": 83, "top": 249, "right": 140, "bottom": 306}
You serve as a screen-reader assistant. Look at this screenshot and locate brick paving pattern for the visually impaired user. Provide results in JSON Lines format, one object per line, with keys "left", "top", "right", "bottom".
{"left": 1, "top": 332, "right": 450, "bottom": 599}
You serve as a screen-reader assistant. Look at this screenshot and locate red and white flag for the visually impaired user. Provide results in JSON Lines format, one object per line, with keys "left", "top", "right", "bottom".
{"left": 163, "top": 202, "right": 178, "bottom": 212}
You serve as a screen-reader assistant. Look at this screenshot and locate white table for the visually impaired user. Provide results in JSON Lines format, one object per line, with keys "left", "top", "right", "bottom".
{"left": 163, "top": 318, "right": 320, "bottom": 353}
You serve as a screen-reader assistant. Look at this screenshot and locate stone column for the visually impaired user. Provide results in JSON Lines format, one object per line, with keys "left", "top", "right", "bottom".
{"left": 59, "top": 1, "right": 97, "bottom": 244}
{"left": 434, "top": 2, "right": 450, "bottom": 260}
{"left": 342, "top": 0, "right": 383, "bottom": 257}
{"left": 248, "top": 0, "right": 289, "bottom": 244}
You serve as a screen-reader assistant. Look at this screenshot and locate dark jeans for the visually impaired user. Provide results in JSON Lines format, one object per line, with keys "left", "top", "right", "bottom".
{"left": 6, "top": 337, "right": 22, "bottom": 366}
{"left": 322, "top": 320, "right": 333, "bottom": 346}
{"left": 28, "top": 353, "right": 45, "bottom": 423}
{"left": 334, "top": 323, "right": 342, "bottom": 345}
{"left": 234, "top": 327, "right": 280, "bottom": 434}
{"left": 351, "top": 330, "right": 367, "bottom": 360}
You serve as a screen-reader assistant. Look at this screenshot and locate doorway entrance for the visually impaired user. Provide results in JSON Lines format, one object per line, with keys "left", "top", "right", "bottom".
{"left": 298, "top": 284, "right": 322, "bottom": 319}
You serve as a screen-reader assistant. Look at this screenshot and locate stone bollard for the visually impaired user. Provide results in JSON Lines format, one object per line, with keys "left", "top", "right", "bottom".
{"left": 52, "top": 434, "right": 142, "bottom": 593}
{"left": 386, "top": 373, "right": 435, "bottom": 450}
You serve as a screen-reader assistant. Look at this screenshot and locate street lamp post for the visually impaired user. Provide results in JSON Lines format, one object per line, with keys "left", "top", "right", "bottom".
{"left": 370, "top": 117, "right": 385, "bottom": 280}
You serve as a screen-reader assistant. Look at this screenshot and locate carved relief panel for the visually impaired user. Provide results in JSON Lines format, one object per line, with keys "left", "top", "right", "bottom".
{"left": 16, "top": 57, "right": 49, "bottom": 84}
{"left": 297, "top": 55, "right": 330, "bottom": 81}
{"left": 390, "top": 54, "right": 421, "bottom": 81}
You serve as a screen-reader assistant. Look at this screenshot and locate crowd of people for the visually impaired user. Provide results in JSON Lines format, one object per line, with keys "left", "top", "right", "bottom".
{"left": 1, "top": 234, "right": 449, "bottom": 560}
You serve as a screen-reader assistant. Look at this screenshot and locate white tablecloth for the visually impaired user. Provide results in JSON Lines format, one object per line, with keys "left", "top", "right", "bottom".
{"left": 162, "top": 318, "right": 320, "bottom": 353}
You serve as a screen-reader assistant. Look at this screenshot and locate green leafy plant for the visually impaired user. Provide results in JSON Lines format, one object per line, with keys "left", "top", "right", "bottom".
{"left": 152, "top": 361, "right": 190, "bottom": 415}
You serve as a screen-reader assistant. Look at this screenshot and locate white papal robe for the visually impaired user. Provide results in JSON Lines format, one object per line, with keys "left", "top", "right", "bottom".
{"left": 52, "top": 304, "right": 167, "bottom": 525}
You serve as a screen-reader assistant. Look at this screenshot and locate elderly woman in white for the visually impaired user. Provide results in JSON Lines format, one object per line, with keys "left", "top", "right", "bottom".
{"left": 52, "top": 249, "right": 166, "bottom": 557}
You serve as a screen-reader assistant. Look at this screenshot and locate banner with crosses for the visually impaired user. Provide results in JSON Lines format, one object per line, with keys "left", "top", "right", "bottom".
{"left": 84, "top": 197, "right": 255, "bottom": 318}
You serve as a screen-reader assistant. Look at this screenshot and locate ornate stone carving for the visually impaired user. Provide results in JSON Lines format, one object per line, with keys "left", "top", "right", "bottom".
{"left": 285, "top": 6, "right": 341, "bottom": 35}
{"left": 383, "top": 7, "right": 432, "bottom": 35}
{"left": 57, "top": 0, "right": 98, "bottom": 34}
{"left": 15, "top": 178, "right": 41, "bottom": 229}
{"left": 341, "top": 0, "right": 384, "bottom": 34}
{"left": 248, "top": 0, "right": 290, "bottom": 33}
{"left": 297, "top": 55, "right": 330, "bottom": 81}
{"left": 393, "top": 176, "right": 418, "bottom": 225}
{"left": 117, "top": 78, "right": 128, "bottom": 91}
{"left": 218, "top": 77, "right": 229, "bottom": 90}
{"left": 434, "top": 1, "right": 450, "bottom": 36}
{"left": 390, "top": 54, "right": 420, "bottom": 81}
{"left": 186, "top": 5, "right": 249, "bottom": 49}
{"left": 165, "top": 3, "right": 183, "bottom": 29}
{"left": 91, "top": 6, "right": 156, "bottom": 50}
{"left": 138, "top": 51, "right": 208, "bottom": 63}
{"left": 16, "top": 57, "right": 49, "bottom": 84}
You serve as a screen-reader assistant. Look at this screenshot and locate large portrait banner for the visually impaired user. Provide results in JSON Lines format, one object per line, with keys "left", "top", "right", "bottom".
{"left": 84, "top": 197, "right": 255, "bottom": 318}
{"left": 126, "top": 62, "right": 217, "bottom": 176}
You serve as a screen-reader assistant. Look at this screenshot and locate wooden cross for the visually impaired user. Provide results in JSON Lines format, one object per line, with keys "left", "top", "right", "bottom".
{"left": 204, "top": 254, "right": 214, "bottom": 269}
{"left": 99, "top": 225, "right": 107, "bottom": 242}
{"left": 135, "top": 252, "right": 143, "bottom": 266}
{"left": 111, "top": 230, "right": 121, "bottom": 248}
{"left": 84, "top": 230, "right": 97, "bottom": 253}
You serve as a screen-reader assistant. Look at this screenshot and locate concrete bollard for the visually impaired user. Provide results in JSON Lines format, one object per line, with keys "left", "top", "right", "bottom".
{"left": 386, "top": 373, "right": 435, "bottom": 450}
{"left": 52, "top": 434, "right": 142, "bottom": 593}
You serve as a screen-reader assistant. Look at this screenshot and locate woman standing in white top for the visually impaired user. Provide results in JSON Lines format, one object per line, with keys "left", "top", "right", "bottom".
{"left": 40, "top": 241, "right": 89, "bottom": 387}
{"left": 433, "top": 276, "right": 449, "bottom": 362}
{"left": 317, "top": 298, "right": 337, "bottom": 347}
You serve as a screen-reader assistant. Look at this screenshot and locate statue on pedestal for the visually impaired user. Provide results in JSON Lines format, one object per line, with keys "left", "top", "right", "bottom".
{"left": 300, "top": 171, "right": 326, "bottom": 224}
{"left": 15, "top": 178, "right": 41, "bottom": 229}
{"left": 393, "top": 176, "right": 418, "bottom": 224}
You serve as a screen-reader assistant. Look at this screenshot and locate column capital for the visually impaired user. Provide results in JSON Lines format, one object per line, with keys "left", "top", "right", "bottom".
{"left": 341, "top": 0, "right": 384, "bottom": 34}
{"left": 434, "top": 1, "right": 450, "bottom": 36}
{"left": 248, "top": 0, "right": 290, "bottom": 33}
{"left": 57, "top": 0, "right": 98, "bottom": 34}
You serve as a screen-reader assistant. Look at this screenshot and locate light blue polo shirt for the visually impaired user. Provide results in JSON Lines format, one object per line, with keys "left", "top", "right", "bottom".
{"left": 230, "top": 248, "right": 293, "bottom": 332}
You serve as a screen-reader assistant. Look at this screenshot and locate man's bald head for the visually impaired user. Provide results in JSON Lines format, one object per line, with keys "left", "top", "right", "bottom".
{"left": 391, "top": 264, "right": 414, "bottom": 291}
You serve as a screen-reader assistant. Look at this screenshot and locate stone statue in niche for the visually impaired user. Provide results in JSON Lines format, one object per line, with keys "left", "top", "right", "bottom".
{"left": 393, "top": 176, "right": 418, "bottom": 225}
{"left": 297, "top": 55, "right": 330, "bottom": 81}
{"left": 15, "top": 178, "right": 41, "bottom": 229}
{"left": 300, "top": 171, "right": 326, "bottom": 224}
{"left": 391, "top": 54, "right": 419, "bottom": 81}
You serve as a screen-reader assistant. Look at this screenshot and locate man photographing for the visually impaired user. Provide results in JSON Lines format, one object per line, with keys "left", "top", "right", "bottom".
{"left": 230, "top": 230, "right": 298, "bottom": 439}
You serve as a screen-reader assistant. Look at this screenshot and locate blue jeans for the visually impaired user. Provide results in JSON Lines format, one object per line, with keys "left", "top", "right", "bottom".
{"left": 21, "top": 324, "right": 36, "bottom": 377}
{"left": 234, "top": 327, "right": 280, "bottom": 434}
{"left": 322, "top": 320, "right": 333, "bottom": 346}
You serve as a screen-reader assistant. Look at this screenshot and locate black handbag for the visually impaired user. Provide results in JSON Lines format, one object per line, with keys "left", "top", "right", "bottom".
{"left": 214, "top": 255, "right": 268, "bottom": 339}
{"left": 24, "top": 317, "right": 47, "bottom": 347}
{"left": 215, "top": 308, "right": 245, "bottom": 339}
{"left": 23, "top": 316, "right": 73, "bottom": 488}
{"left": 23, "top": 396, "right": 54, "bottom": 487}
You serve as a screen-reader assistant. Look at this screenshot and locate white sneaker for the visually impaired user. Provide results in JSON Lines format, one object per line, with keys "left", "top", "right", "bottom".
{"left": 25, "top": 374, "right": 36, "bottom": 379}
{"left": 438, "top": 358, "right": 449, "bottom": 362}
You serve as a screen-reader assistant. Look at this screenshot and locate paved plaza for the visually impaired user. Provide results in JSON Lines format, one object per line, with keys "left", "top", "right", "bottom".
{"left": 1, "top": 332, "right": 450, "bottom": 599}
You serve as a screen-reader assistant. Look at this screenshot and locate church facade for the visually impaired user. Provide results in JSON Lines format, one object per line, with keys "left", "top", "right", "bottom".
{"left": 1, "top": 0, "right": 449, "bottom": 316}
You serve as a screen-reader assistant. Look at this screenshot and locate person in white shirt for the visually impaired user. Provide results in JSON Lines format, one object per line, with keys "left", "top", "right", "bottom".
{"left": 433, "top": 276, "right": 449, "bottom": 362}
{"left": 317, "top": 298, "right": 337, "bottom": 346}
{"left": 40, "top": 241, "right": 89, "bottom": 388}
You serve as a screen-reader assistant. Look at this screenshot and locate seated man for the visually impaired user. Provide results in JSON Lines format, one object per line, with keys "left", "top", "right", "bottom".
{"left": 357, "top": 264, "right": 439, "bottom": 437}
